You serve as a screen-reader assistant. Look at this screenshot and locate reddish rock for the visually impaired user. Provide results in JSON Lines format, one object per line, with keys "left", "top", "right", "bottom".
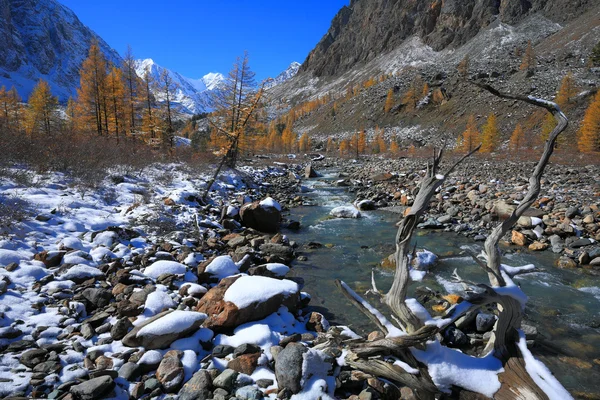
{"left": 196, "top": 276, "right": 299, "bottom": 332}
{"left": 227, "top": 352, "right": 261, "bottom": 375}
{"left": 511, "top": 230, "right": 528, "bottom": 246}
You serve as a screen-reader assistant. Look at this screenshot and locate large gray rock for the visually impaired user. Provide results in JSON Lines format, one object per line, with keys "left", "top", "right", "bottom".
{"left": 118, "top": 362, "right": 142, "bottom": 381}
{"left": 82, "top": 288, "right": 112, "bottom": 309}
{"left": 178, "top": 369, "right": 213, "bottom": 400}
{"left": 275, "top": 342, "right": 307, "bottom": 394}
{"left": 70, "top": 376, "right": 115, "bottom": 399}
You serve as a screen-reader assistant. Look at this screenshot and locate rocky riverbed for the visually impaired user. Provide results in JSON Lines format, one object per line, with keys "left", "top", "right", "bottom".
{"left": 0, "top": 155, "right": 598, "bottom": 399}
{"left": 306, "top": 156, "right": 600, "bottom": 272}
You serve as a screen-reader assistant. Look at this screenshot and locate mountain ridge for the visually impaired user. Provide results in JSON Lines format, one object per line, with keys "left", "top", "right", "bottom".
{"left": 0, "top": 0, "right": 122, "bottom": 101}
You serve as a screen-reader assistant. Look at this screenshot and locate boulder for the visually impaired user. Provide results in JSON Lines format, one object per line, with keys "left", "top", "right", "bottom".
{"left": 275, "top": 342, "right": 307, "bottom": 394}
{"left": 178, "top": 370, "right": 213, "bottom": 400}
{"left": 511, "top": 230, "right": 528, "bottom": 246}
{"left": 240, "top": 198, "right": 282, "bottom": 233}
{"left": 304, "top": 164, "right": 319, "bottom": 178}
{"left": 156, "top": 350, "right": 184, "bottom": 393}
{"left": 70, "top": 376, "right": 115, "bottom": 400}
{"left": 330, "top": 205, "right": 361, "bottom": 219}
{"left": 121, "top": 310, "right": 207, "bottom": 349}
{"left": 197, "top": 275, "right": 300, "bottom": 332}
{"left": 355, "top": 200, "right": 376, "bottom": 211}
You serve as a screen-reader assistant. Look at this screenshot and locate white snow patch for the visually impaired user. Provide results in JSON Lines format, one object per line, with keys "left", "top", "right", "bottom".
{"left": 143, "top": 260, "right": 187, "bottom": 279}
{"left": 338, "top": 281, "right": 405, "bottom": 337}
{"left": 265, "top": 263, "right": 290, "bottom": 277}
{"left": 204, "top": 255, "right": 239, "bottom": 279}
{"left": 259, "top": 197, "right": 281, "bottom": 211}
{"left": 413, "top": 341, "right": 503, "bottom": 397}
{"left": 223, "top": 276, "right": 298, "bottom": 309}
{"left": 136, "top": 310, "right": 206, "bottom": 337}
{"left": 516, "top": 331, "right": 573, "bottom": 399}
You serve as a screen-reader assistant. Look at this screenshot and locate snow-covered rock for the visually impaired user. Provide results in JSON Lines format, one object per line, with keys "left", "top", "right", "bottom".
{"left": 197, "top": 275, "right": 300, "bottom": 331}
{"left": 122, "top": 310, "right": 207, "bottom": 349}
{"left": 143, "top": 260, "right": 187, "bottom": 279}
{"left": 330, "top": 206, "right": 361, "bottom": 219}
{"left": 204, "top": 255, "right": 239, "bottom": 279}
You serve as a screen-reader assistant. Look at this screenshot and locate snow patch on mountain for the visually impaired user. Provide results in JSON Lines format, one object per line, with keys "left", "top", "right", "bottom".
{"left": 265, "top": 62, "right": 301, "bottom": 89}
{"left": 134, "top": 58, "right": 223, "bottom": 114}
{"left": 0, "top": 0, "right": 122, "bottom": 102}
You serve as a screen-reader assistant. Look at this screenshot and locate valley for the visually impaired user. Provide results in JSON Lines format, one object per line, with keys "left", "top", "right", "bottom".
{"left": 0, "top": 0, "right": 599, "bottom": 399}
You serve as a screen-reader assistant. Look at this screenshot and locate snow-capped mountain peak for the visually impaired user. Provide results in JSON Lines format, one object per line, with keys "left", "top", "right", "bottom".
{"left": 134, "top": 59, "right": 223, "bottom": 114}
{"left": 265, "top": 61, "right": 301, "bottom": 89}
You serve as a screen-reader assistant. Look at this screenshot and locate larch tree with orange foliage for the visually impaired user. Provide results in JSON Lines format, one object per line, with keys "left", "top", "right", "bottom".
{"left": 358, "top": 130, "right": 367, "bottom": 154}
{"left": 519, "top": 40, "right": 536, "bottom": 72}
{"left": 508, "top": 123, "right": 525, "bottom": 153}
{"left": 577, "top": 91, "right": 600, "bottom": 153}
{"left": 389, "top": 136, "right": 399, "bottom": 154}
{"left": 384, "top": 89, "right": 394, "bottom": 113}
{"left": 326, "top": 137, "right": 334, "bottom": 154}
{"left": 122, "top": 45, "right": 140, "bottom": 133}
{"left": 457, "top": 115, "right": 479, "bottom": 152}
{"left": 107, "top": 65, "right": 126, "bottom": 142}
{"left": 0, "top": 85, "right": 22, "bottom": 132}
{"left": 339, "top": 139, "right": 349, "bottom": 157}
{"left": 77, "top": 41, "right": 108, "bottom": 135}
{"left": 298, "top": 132, "right": 311, "bottom": 152}
{"left": 479, "top": 113, "right": 500, "bottom": 153}
{"left": 26, "top": 79, "right": 57, "bottom": 136}
{"left": 457, "top": 54, "right": 470, "bottom": 79}
{"left": 554, "top": 72, "right": 578, "bottom": 109}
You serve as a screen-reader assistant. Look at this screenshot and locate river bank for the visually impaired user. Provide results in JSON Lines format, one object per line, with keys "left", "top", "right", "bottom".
{"left": 0, "top": 155, "right": 598, "bottom": 399}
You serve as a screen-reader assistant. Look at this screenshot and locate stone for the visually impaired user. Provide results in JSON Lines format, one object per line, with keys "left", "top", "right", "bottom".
{"left": 570, "top": 238, "right": 592, "bottom": 248}
{"left": 306, "top": 312, "right": 329, "bottom": 333}
{"left": 121, "top": 310, "right": 206, "bottom": 349}
{"left": 511, "top": 230, "right": 528, "bottom": 246}
{"left": 82, "top": 288, "right": 112, "bottom": 309}
{"left": 236, "top": 385, "right": 264, "bottom": 400}
{"left": 565, "top": 206, "right": 579, "bottom": 219}
{"left": 110, "top": 318, "right": 132, "bottom": 340}
{"left": 178, "top": 370, "right": 212, "bottom": 400}
{"left": 259, "top": 243, "right": 294, "bottom": 263}
{"left": 233, "top": 343, "right": 261, "bottom": 358}
{"left": 275, "top": 342, "right": 307, "bottom": 394}
{"left": 70, "top": 376, "right": 115, "bottom": 400}
{"left": 556, "top": 256, "right": 577, "bottom": 269}
{"left": 528, "top": 241, "right": 549, "bottom": 251}
{"left": 476, "top": 313, "right": 496, "bottom": 332}
{"left": 240, "top": 200, "right": 281, "bottom": 233}
{"left": 437, "top": 215, "right": 452, "bottom": 224}
{"left": 81, "top": 323, "right": 95, "bottom": 339}
{"left": 212, "top": 344, "right": 235, "bottom": 358}
{"left": 213, "top": 369, "right": 238, "bottom": 391}
{"left": 227, "top": 352, "right": 261, "bottom": 375}
{"left": 118, "top": 362, "right": 142, "bottom": 381}
{"left": 20, "top": 348, "right": 48, "bottom": 369}
{"left": 356, "top": 200, "right": 375, "bottom": 211}
{"left": 304, "top": 164, "right": 319, "bottom": 178}
{"left": 442, "top": 326, "right": 468, "bottom": 346}
{"left": 156, "top": 350, "right": 184, "bottom": 392}
{"left": 197, "top": 275, "right": 299, "bottom": 332}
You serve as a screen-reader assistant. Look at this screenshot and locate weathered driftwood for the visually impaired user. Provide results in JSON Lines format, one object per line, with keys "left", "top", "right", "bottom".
{"left": 336, "top": 83, "right": 569, "bottom": 399}
{"left": 388, "top": 146, "right": 481, "bottom": 333}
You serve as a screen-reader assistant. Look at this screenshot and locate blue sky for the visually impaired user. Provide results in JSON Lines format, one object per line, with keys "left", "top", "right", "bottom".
{"left": 58, "top": 0, "right": 348, "bottom": 81}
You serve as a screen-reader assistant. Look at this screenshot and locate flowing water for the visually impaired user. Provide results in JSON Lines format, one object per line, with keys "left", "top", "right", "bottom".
{"left": 282, "top": 169, "right": 600, "bottom": 396}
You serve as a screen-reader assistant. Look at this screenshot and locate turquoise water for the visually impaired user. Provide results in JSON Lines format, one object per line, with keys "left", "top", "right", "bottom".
{"left": 282, "top": 170, "right": 600, "bottom": 396}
